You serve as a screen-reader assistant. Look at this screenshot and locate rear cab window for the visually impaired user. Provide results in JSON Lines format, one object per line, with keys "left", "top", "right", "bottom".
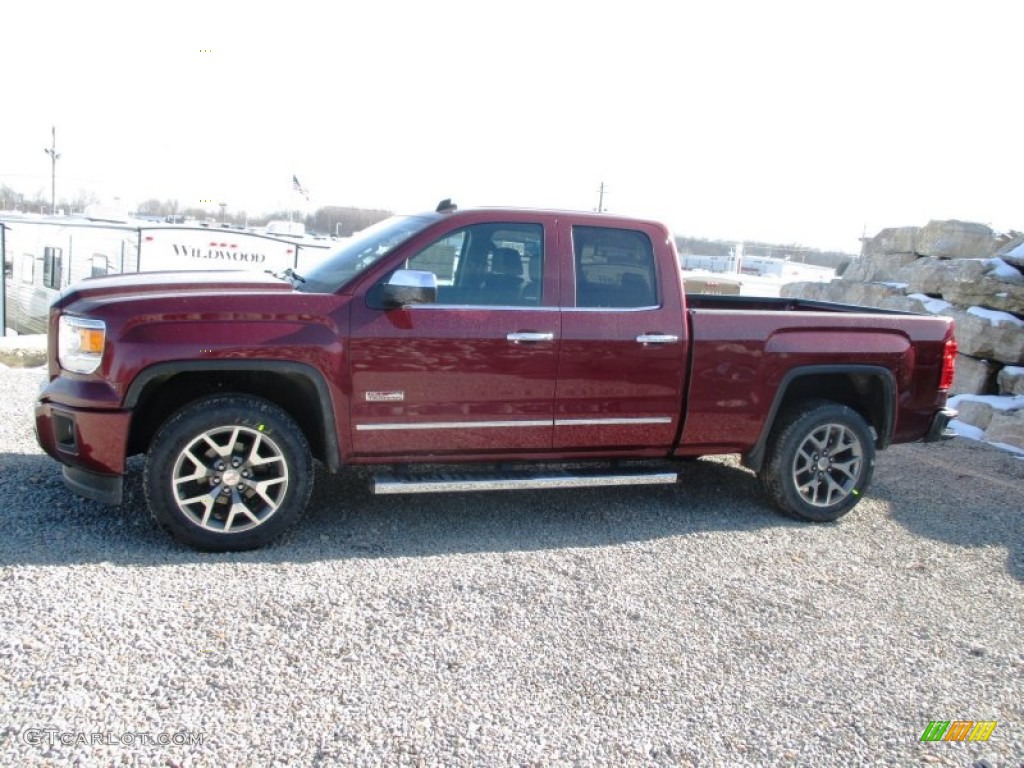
{"left": 571, "top": 225, "right": 658, "bottom": 308}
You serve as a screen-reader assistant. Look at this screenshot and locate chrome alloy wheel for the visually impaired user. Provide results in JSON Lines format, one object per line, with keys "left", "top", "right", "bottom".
{"left": 171, "top": 426, "right": 289, "bottom": 533}
{"left": 791, "top": 422, "right": 864, "bottom": 508}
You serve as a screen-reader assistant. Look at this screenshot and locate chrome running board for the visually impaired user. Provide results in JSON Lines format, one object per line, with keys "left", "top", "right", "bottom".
{"left": 372, "top": 469, "right": 678, "bottom": 495}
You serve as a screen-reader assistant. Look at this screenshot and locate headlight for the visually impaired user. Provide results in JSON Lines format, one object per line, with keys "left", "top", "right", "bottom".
{"left": 58, "top": 316, "right": 106, "bottom": 374}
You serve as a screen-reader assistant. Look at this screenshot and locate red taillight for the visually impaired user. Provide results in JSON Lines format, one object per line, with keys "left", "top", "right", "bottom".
{"left": 939, "top": 336, "right": 957, "bottom": 391}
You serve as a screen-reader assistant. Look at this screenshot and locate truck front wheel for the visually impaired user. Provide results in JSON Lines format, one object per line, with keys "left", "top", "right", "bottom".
{"left": 759, "top": 400, "right": 875, "bottom": 522}
{"left": 144, "top": 395, "right": 313, "bottom": 551}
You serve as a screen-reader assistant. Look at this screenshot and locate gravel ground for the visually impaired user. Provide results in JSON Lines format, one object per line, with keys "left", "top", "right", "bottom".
{"left": 1, "top": 364, "right": 1021, "bottom": 768}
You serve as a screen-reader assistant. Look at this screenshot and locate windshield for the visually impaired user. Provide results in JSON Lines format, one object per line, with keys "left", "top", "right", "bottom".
{"left": 296, "top": 214, "right": 439, "bottom": 293}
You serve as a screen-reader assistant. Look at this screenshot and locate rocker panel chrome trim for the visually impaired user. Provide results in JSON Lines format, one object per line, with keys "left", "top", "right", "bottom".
{"left": 373, "top": 470, "right": 679, "bottom": 494}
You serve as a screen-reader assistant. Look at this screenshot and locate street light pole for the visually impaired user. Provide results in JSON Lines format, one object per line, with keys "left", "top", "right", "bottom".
{"left": 43, "top": 126, "right": 60, "bottom": 215}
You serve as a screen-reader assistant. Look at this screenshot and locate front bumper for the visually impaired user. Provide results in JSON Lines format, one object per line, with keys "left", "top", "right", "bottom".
{"left": 924, "top": 407, "right": 958, "bottom": 442}
{"left": 35, "top": 401, "right": 131, "bottom": 505}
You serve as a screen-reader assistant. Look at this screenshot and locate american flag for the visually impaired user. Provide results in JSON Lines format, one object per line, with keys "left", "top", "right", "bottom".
{"left": 292, "top": 174, "right": 309, "bottom": 201}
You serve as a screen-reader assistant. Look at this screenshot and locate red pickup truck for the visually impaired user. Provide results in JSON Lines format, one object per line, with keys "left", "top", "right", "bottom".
{"left": 35, "top": 203, "right": 958, "bottom": 551}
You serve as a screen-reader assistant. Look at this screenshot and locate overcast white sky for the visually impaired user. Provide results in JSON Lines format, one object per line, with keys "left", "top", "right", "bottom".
{"left": 1, "top": 0, "right": 1020, "bottom": 251}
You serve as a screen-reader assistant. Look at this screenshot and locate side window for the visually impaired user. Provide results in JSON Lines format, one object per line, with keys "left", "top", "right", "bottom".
{"left": 408, "top": 231, "right": 466, "bottom": 288}
{"left": 91, "top": 254, "right": 110, "bottom": 278}
{"left": 42, "top": 246, "right": 63, "bottom": 289}
{"left": 21, "top": 253, "right": 35, "bottom": 284}
{"left": 406, "top": 222, "right": 544, "bottom": 306}
{"left": 572, "top": 226, "right": 657, "bottom": 308}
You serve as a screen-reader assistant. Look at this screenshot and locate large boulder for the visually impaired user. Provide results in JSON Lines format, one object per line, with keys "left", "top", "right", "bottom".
{"left": 998, "top": 366, "right": 1024, "bottom": 396}
{"left": 941, "top": 307, "right": 1024, "bottom": 364}
{"left": 834, "top": 281, "right": 907, "bottom": 308}
{"left": 950, "top": 354, "right": 998, "bottom": 396}
{"left": 915, "top": 220, "right": 998, "bottom": 259}
{"left": 949, "top": 394, "right": 1024, "bottom": 450}
{"left": 780, "top": 281, "right": 837, "bottom": 302}
{"left": 986, "top": 408, "right": 1024, "bottom": 449}
{"left": 994, "top": 234, "right": 1024, "bottom": 268}
{"left": 876, "top": 294, "right": 937, "bottom": 315}
{"left": 844, "top": 252, "right": 919, "bottom": 283}
{"left": 903, "top": 293, "right": 952, "bottom": 314}
{"left": 865, "top": 226, "right": 919, "bottom": 256}
{"left": 904, "top": 257, "right": 1024, "bottom": 312}
{"left": 846, "top": 227, "right": 922, "bottom": 283}
{"left": 954, "top": 399, "right": 995, "bottom": 430}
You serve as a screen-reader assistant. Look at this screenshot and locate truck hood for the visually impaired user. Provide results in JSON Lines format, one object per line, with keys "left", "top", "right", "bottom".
{"left": 55, "top": 270, "right": 293, "bottom": 310}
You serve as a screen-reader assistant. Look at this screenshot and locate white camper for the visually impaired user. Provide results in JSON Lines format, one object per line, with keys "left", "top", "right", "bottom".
{"left": 2, "top": 213, "right": 332, "bottom": 334}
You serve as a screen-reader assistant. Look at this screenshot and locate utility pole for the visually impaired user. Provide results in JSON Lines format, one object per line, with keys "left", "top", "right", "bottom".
{"left": 43, "top": 126, "right": 60, "bottom": 215}
{"left": 596, "top": 181, "right": 607, "bottom": 213}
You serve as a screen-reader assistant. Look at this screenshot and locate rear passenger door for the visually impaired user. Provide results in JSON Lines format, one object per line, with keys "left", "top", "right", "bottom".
{"left": 553, "top": 220, "right": 687, "bottom": 452}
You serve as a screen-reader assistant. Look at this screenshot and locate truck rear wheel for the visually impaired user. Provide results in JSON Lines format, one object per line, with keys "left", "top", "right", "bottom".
{"left": 144, "top": 395, "right": 313, "bottom": 551}
{"left": 759, "top": 400, "right": 875, "bottom": 522}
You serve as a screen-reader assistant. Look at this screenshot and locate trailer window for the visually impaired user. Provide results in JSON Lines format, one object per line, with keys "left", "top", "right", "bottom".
{"left": 91, "top": 254, "right": 110, "bottom": 278}
{"left": 21, "top": 254, "right": 35, "bottom": 284}
{"left": 43, "top": 247, "right": 63, "bottom": 289}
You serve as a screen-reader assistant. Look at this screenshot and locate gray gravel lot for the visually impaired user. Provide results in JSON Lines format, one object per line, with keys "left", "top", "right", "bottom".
{"left": 1, "top": 364, "right": 1022, "bottom": 767}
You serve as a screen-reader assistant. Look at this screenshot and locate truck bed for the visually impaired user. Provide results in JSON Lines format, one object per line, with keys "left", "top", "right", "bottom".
{"left": 685, "top": 294, "right": 915, "bottom": 315}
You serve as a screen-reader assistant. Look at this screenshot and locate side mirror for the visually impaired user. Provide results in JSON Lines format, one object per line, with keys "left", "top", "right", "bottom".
{"left": 379, "top": 269, "right": 438, "bottom": 308}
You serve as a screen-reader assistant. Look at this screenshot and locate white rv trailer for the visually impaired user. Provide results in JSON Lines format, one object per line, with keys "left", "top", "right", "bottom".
{"left": 1, "top": 213, "right": 333, "bottom": 335}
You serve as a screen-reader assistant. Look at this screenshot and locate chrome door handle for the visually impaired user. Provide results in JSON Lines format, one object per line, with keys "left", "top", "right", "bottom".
{"left": 507, "top": 332, "right": 554, "bottom": 343}
{"left": 636, "top": 333, "right": 679, "bottom": 344}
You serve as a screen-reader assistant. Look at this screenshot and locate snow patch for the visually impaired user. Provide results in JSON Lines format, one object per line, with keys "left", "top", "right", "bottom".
{"left": 949, "top": 420, "right": 985, "bottom": 440}
{"left": 966, "top": 306, "right": 1024, "bottom": 327}
{"left": 1006, "top": 241, "right": 1024, "bottom": 258}
{"left": 948, "top": 394, "right": 1024, "bottom": 411}
{"left": 1002, "top": 365, "right": 1024, "bottom": 376}
{"left": 985, "top": 257, "right": 1023, "bottom": 281}
{"left": 949, "top": 419, "right": 1024, "bottom": 457}
{"left": 879, "top": 282, "right": 908, "bottom": 289}
{"left": 906, "top": 293, "right": 952, "bottom": 314}
{"left": 988, "top": 441, "right": 1024, "bottom": 457}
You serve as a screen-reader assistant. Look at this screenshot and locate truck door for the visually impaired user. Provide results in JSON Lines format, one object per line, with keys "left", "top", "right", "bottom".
{"left": 348, "top": 219, "right": 560, "bottom": 457}
{"left": 553, "top": 221, "right": 687, "bottom": 452}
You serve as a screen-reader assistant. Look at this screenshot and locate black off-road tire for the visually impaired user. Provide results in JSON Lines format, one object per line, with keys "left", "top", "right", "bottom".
{"left": 144, "top": 394, "right": 313, "bottom": 551}
{"left": 759, "top": 399, "right": 875, "bottom": 522}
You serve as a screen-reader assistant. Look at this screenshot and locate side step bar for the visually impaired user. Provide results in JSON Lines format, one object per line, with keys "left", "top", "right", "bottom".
{"left": 372, "top": 469, "right": 679, "bottom": 495}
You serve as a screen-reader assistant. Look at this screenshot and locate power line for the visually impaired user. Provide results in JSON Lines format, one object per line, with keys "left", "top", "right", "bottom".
{"left": 43, "top": 126, "right": 61, "bottom": 215}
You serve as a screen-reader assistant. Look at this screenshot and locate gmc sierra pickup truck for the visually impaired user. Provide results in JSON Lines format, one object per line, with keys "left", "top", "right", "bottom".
{"left": 35, "top": 203, "right": 958, "bottom": 551}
